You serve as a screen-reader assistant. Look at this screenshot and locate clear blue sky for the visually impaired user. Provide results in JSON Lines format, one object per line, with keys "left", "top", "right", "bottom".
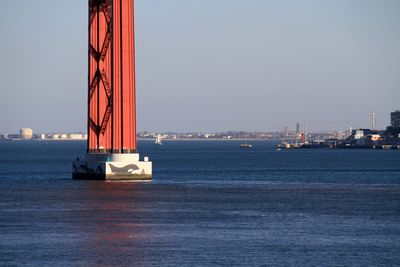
{"left": 0, "top": 0, "right": 399, "bottom": 133}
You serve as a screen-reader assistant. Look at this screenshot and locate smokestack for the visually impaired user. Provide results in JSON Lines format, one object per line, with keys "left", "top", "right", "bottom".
{"left": 372, "top": 112, "right": 376, "bottom": 130}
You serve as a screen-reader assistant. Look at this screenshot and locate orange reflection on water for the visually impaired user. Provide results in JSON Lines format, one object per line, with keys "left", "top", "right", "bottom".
{"left": 78, "top": 181, "right": 152, "bottom": 265}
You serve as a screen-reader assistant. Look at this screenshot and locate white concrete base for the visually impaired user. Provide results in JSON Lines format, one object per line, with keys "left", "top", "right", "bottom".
{"left": 72, "top": 153, "right": 152, "bottom": 180}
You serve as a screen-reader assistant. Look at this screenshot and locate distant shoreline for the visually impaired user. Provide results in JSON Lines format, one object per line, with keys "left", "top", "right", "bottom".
{"left": 0, "top": 139, "right": 86, "bottom": 142}
{"left": 138, "top": 138, "right": 284, "bottom": 141}
{"left": 0, "top": 138, "right": 283, "bottom": 142}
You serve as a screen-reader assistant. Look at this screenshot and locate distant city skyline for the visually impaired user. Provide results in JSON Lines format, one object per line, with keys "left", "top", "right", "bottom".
{"left": 0, "top": 0, "right": 399, "bottom": 133}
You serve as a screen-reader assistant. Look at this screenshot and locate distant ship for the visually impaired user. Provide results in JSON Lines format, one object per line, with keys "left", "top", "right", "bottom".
{"left": 155, "top": 134, "right": 163, "bottom": 145}
{"left": 240, "top": 143, "right": 252, "bottom": 148}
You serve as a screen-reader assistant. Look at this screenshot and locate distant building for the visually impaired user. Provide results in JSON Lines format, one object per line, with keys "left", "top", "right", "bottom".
{"left": 69, "top": 134, "right": 85, "bottom": 140}
{"left": 296, "top": 123, "right": 300, "bottom": 134}
{"left": 283, "top": 127, "right": 289, "bottom": 138}
{"left": 391, "top": 110, "right": 400, "bottom": 129}
{"left": 19, "top": 128, "right": 33, "bottom": 139}
{"left": 354, "top": 130, "right": 364, "bottom": 140}
{"left": 51, "top": 134, "right": 60, "bottom": 139}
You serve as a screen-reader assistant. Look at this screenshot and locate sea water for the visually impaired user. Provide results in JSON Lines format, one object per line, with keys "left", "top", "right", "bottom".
{"left": 0, "top": 140, "right": 399, "bottom": 266}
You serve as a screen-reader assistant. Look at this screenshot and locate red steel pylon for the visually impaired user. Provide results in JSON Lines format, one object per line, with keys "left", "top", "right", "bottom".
{"left": 88, "top": 0, "right": 136, "bottom": 154}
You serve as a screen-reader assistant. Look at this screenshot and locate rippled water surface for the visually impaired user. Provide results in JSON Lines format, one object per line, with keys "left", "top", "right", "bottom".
{"left": 0, "top": 140, "right": 399, "bottom": 266}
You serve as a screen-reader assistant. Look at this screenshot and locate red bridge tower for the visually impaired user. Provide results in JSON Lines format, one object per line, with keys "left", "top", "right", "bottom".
{"left": 73, "top": 0, "right": 152, "bottom": 180}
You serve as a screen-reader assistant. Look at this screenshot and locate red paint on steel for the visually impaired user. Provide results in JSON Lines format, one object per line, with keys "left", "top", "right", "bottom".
{"left": 88, "top": 0, "right": 136, "bottom": 153}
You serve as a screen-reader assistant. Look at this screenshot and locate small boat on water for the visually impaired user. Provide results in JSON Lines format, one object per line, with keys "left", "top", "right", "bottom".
{"left": 155, "top": 134, "right": 163, "bottom": 145}
{"left": 240, "top": 143, "right": 252, "bottom": 148}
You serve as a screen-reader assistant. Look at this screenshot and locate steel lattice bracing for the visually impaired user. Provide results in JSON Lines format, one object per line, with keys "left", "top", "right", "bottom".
{"left": 88, "top": 0, "right": 137, "bottom": 153}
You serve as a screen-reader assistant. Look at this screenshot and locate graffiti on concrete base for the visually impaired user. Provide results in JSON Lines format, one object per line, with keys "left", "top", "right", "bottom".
{"left": 109, "top": 164, "right": 144, "bottom": 174}
{"left": 73, "top": 162, "right": 104, "bottom": 174}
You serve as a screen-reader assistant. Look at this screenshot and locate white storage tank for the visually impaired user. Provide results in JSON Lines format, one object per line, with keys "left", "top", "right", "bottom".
{"left": 19, "top": 128, "right": 33, "bottom": 139}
